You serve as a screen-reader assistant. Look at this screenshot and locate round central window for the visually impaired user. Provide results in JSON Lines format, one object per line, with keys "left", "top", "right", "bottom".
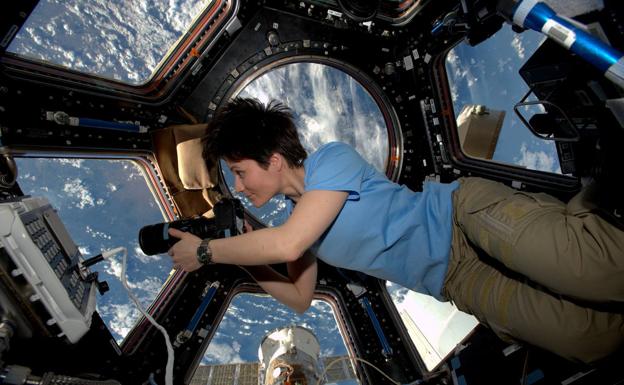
{"left": 221, "top": 62, "right": 390, "bottom": 226}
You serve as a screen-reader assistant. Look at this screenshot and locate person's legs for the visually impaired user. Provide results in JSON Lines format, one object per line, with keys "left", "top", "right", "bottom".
{"left": 443, "top": 212, "right": 624, "bottom": 363}
{"left": 453, "top": 177, "right": 624, "bottom": 302}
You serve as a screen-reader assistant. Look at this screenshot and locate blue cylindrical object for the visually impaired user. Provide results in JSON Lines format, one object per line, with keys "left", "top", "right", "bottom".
{"left": 511, "top": 0, "right": 624, "bottom": 88}
{"left": 188, "top": 284, "right": 218, "bottom": 331}
{"left": 431, "top": 21, "right": 445, "bottom": 36}
{"left": 359, "top": 296, "right": 393, "bottom": 357}
{"left": 78, "top": 118, "right": 143, "bottom": 132}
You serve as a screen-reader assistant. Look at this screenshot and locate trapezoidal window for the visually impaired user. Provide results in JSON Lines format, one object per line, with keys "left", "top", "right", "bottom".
{"left": 15, "top": 157, "right": 173, "bottom": 343}
{"left": 446, "top": 25, "right": 564, "bottom": 174}
{"left": 386, "top": 282, "right": 478, "bottom": 371}
{"left": 220, "top": 61, "right": 391, "bottom": 226}
{"left": 7, "top": 0, "right": 213, "bottom": 85}
{"left": 192, "top": 293, "right": 359, "bottom": 385}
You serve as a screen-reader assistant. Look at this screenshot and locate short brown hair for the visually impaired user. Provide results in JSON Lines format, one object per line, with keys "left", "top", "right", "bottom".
{"left": 202, "top": 98, "right": 307, "bottom": 170}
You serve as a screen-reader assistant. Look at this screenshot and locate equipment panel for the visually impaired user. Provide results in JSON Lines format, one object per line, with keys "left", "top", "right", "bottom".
{"left": 0, "top": 196, "right": 96, "bottom": 343}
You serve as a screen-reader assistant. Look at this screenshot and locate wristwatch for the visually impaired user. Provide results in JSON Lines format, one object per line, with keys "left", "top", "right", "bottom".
{"left": 196, "top": 239, "right": 214, "bottom": 265}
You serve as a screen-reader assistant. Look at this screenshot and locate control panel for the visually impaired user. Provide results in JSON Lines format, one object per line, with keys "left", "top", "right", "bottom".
{"left": 0, "top": 196, "right": 96, "bottom": 343}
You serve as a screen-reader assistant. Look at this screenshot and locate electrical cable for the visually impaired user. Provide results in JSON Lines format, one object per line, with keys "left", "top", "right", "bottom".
{"left": 107, "top": 247, "right": 175, "bottom": 385}
{"left": 316, "top": 356, "right": 402, "bottom": 385}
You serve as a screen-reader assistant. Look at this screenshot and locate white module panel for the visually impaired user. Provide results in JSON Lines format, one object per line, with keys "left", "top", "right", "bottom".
{"left": 0, "top": 196, "right": 96, "bottom": 343}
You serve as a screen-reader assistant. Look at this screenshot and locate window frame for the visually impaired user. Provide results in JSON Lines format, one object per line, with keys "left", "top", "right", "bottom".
{"left": 382, "top": 282, "right": 479, "bottom": 372}
{"left": 218, "top": 58, "right": 403, "bottom": 228}
{"left": 188, "top": 285, "right": 364, "bottom": 384}
{"left": 10, "top": 149, "right": 188, "bottom": 350}
{"left": 1, "top": 0, "right": 235, "bottom": 102}
{"left": 226, "top": 56, "right": 404, "bottom": 182}
{"left": 432, "top": 39, "right": 581, "bottom": 194}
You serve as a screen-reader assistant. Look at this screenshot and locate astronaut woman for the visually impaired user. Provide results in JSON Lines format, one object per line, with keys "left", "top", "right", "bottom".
{"left": 167, "top": 97, "right": 624, "bottom": 363}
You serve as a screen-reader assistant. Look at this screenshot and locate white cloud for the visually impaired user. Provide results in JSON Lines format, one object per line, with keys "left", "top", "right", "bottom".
{"left": 63, "top": 178, "right": 94, "bottom": 209}
{"left": 107, "top": 183, "right": 118, "bottom": 192}
{"left": 264, "top": 197, "right": 288, "bottom": 226}
{"left": 105, "top": 256, "right": 162, "bottom": 289}
{"left": 387, "top": 282, "right": 409, "bottom": 304}
{"left": 105, "top": 257, "right": 123, "bottom": 278}
{"left": 497, "top": 56, "right": 512, "bottom": 73}
{"left": 450, "top": 82, "right": 459, "bottom": 103}
{"left": 511, "top": 34, "right": 525, "bottom": 60}
{"left": 55, "top": 158, "right": 84, "bottom": 168}
{"left": 232, "top": 340, "right": 242, "bottom": 354}
{"left": 134, "top": 245, "right": 162, "bottom": 264}
{"left": 446, "top": 50, "right": 459, "bottom": 67}
{"left": 311, "top": 300, "right": 331, "bottom": 313}
{"left": 444, "top": 51, "right": 463, "bottom": 103}
{"left": 446, "top": 50, "right": 481, "bottom": 98}
{"left": 321, "top": 346, "right": 337, "bottom": 356}
{"left": 126, "top": 276, "right": 164, "bottom": 300}
{"left": 85, "top": 225, "right": 112, "bottom": 240}
{"left": 21, "top": 173, "right": 36, "bottom": 181}
{"left": 202, "top": 341, "right": 243, "bottom": 364}
{"left": 516, "top": 142, "right": 561, "bottom": 173}
{"left": 98, "top": 303, "right": 141, "bottom": 342}
{"left": 454, "top": 66, "right": 468, "bottom": 81}
{"left": 119, "top": 161, "right": 144, "bottom": 181}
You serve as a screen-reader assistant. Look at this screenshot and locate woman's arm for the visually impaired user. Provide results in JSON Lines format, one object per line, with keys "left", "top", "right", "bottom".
{"left": 241, "top": 251, "right": 317, "bottom": 313}
{"left": 168, "top": 189, "right": 348, "bottom": 269}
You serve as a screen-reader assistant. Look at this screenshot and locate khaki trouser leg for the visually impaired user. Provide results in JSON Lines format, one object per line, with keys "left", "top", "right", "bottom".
{"left": 453, "top": 177, "right": 624, "bottom": 302}
{"left": 442, "top": 177, "right": 624, "bottom": 363}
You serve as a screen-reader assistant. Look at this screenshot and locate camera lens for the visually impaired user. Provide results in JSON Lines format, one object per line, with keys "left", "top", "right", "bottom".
{"left": 138, "top": 223, "right": 170, "bottom": 256}
{"left": 138, "top": 198, "right": 244, "bottom": 256}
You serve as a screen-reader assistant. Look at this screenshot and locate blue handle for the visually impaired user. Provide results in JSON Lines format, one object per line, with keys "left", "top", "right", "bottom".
{"left": 360, "top": 297, "right": 393, "bottom": 357}
{"left": 187, "top": 284, "right": 218, "bottom": 332}
{"left": 79, "top": 118, "right": 144, "bottom": 132}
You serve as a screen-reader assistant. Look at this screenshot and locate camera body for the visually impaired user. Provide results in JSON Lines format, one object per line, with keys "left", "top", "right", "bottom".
{"left": 138, "top": 198, "right": 244, "bottom": 255}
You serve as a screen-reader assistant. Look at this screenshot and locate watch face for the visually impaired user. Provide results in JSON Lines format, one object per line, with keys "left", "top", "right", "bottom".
{"left": 197, "top": 246, "right": 208, "bottom": 264}
{"left": 197, "top": 240, "right": 212, "bottom": 264}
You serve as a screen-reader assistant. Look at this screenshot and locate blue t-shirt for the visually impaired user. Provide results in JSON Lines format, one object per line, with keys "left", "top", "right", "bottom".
{"left": 286, "top": 142, "right": 458, "bottom": 300}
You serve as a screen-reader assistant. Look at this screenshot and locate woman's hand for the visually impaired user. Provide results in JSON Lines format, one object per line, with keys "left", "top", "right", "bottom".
{"left": 167, "top": 228, "right": 203, "bottom": 272}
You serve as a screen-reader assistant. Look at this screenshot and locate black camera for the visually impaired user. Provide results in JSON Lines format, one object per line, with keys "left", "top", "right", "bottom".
{"left": 138, "top": 198, "right": 244, "bottom": 256}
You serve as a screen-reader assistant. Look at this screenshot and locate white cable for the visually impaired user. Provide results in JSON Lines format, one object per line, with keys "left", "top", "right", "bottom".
{"left": 102, "top": 247, "right": 126, "bottom": 260}
{"left": 316, "top": 356, "right": 402, "bottom": 385}
{"left": 108, "top": 247, "right": 175, "bottom": 385}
